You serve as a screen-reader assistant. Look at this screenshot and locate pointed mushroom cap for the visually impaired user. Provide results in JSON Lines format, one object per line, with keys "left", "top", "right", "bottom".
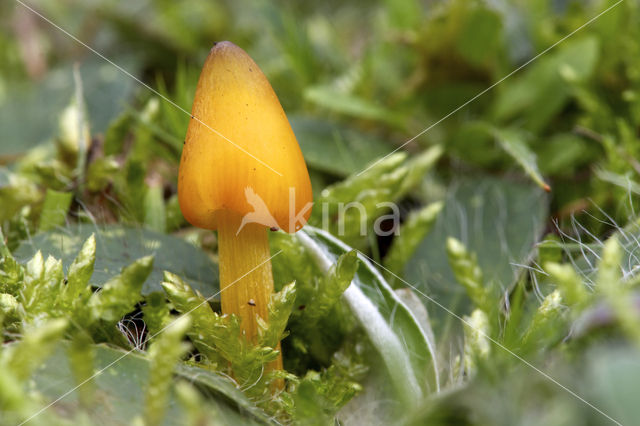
{"left": 178, "top": 42, "right": 312, "bottom": 233}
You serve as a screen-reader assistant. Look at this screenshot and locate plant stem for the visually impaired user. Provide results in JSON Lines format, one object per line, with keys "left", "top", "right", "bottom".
{"left": 217, "top": 210, "right": 283, "bottom": 373}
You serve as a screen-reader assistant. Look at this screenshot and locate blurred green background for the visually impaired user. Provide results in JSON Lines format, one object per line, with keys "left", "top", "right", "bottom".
{"left": 2, "top": 0, "right": 640, "bottom": 425}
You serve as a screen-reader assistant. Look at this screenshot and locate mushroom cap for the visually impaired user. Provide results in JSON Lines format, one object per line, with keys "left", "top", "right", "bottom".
{"left": 178, "top": 42, "right": 312, "bottom": 233}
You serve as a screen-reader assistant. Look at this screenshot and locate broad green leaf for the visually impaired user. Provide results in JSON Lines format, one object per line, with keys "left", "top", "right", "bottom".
{"left": 404, "top": 176, "right": 547, "bottom": 331}
{"left": 290, "top": 116, "right": 392, "bottom": 176}
{"left": 39, "top": 189, "right": 73, "bottom": 232}
{"left": 585, "top": 347, "right": 640, "bottom": 426}
{"left": 296, "top": 227, "right": 439, "bottom": 409}
{"left": 11, "top": 342, "right": 269, "bottom": 425}
{"left": 14, "top": 224, "right": 219, "bottom": 297}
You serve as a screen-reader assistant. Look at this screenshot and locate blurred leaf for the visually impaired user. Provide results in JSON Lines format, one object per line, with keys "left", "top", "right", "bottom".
{"left": 144, "top": 185, "right": 167, "bottom": 233}
{"left": 493, "top": 128, "right": 550, "bottom": 191}
{"left": 0, "top": 58, "right": 140, "bottom": 156}
{"left": 38, "top": 189, "right": 73, "bottom": 232}
{"left": 450, "top": 123, "right": 549, "bottom": 190}
{"left": 0, "top": 167, "right": 40, "bottom": 222}
{"left": 535, "top": 133, "right": 595, "bottom": 176}
{"left": 383, "top": 0, "right": 422, "bottom": 29}
{"left": 17, "top": 341, "right": 268, "bottom": 425}
{"left": 14, "top": 224, "right": 219, "bottom": 297}
{"left": 304, "top": 86, "right": 405, "bottom": 127}
{"left": 290, "top": 116, "right": 392, "bottom": 176}
{"left": 404, "top": 176, "right": 547, "bottom": 331}
{"left": 86, "top": 156, "right": 120, "bottom": 192}
{"left": 585, "top": 347, "right": 640, "bottom": 426}
{"left": 456, "top": 6, "right": 503, "bottom": 67}
{"left": 3, "top": 319, "right": 68, "bottom": 381}
{"left": 492, "top": 36, "right": 600, "bottom": 131}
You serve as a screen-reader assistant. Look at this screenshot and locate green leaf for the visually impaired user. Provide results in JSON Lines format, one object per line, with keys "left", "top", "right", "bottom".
{"left": 584, "top": 347, "right": 640, "bottom": 426}
{"left": 2, "top": 319, "right": 68, "bottom": 381}
{"left": 14, "top": 224, "right": 219, "bottom": 297}
{"left": 0, "top": 58, "right": 140, "bottom": 157}
{"left": 144, "top": 184, "right": 167, "bottom": 233}
{"left": 456, "top": 6, "right": 503, "bottom": 66}
{"left": 597, "top": 236, "right": 640, "bottom": 345}
{"left": 492, "top": 36, "right": 600, "bottom": 131}
{"left": 142, "top": 292, "right": 172, "bottom": 336}
{"left": 304, "top": 86, "right": 405, "bottom": 127}
{"left": 404, "top": 176, "right": 547, "bottom": 332}
{"left": 493, "top": 128, "right": 550, "bottom": 191}
{"left": 449, "top": 123, "right": 550, "bottom": 190}
{"left": 296, "top": 227, "right": 439, "bottom": 408}
{"left": 10, "top": 341, "right": 269, "bottom": 425}
{"left": 383, "top": 0, "right": 422, "bottom": 29}
{"left": 161, "top": 271, "right": 226, "bottom": 366}
{"left": 38, "top": 189, "right": 73, "bottom": 232}
{"left": 290, "top": 116, "right": 392, "bottom": 176}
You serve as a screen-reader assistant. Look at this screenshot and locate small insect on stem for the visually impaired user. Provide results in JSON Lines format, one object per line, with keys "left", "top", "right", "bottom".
{"left": 248, "top": 299, "right": 256, "bottom": 306}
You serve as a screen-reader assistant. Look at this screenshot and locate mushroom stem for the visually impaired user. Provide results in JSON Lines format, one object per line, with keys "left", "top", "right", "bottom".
{"left": 217, "top": 210, "right": 283, "bottom": 373}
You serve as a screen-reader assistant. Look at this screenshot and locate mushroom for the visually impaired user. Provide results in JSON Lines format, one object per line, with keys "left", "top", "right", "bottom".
{"left": 178, "top": 42, "right": 312, "bottom": 371}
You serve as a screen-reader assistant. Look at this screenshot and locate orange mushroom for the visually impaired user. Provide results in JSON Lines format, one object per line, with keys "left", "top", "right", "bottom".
{"left": 178, "top": 41, "right": 312, "bottom": 371}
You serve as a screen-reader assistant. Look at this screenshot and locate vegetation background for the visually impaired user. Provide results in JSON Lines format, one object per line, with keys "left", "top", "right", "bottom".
{"left": 1, "top": 0, "right": 639, "bottom": 425}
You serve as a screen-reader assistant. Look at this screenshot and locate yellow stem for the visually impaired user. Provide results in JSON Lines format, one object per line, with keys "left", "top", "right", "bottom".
{"left": 217, "top": 210, "right": 283, "bottom": 374}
